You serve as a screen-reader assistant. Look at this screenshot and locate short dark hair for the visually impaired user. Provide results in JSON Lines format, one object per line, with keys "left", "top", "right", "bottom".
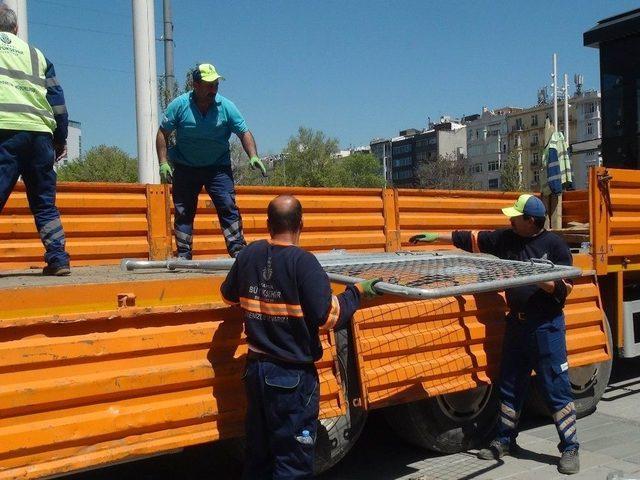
{"left": 0, "top": 5, "right": 18, "bottom": 33}
{"left": 523, "top": 214, "right": 546, "bottom": 230}
{"left": 267, "top": 195, "right": 303, "bottom": 235}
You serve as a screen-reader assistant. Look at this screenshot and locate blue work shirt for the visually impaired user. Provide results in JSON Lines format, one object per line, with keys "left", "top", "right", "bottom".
{"left": 161, "top": 92, "right": 248, "bottom": 167}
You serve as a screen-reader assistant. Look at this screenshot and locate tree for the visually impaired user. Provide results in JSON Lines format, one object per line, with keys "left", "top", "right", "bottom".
{"left": 500, "top": 151, "right": 524, "bottom": 192}
{"left": 57, "top": 145, "right": 138, "bottom": 183}
{"left": 269, "top": 127, "right": 340, "bottom": 187}
{"left": 334, "top": 152, "right": 384, "bottom": 188}
{"left": 415, "top": 154, "right": 475, "bottom": 190}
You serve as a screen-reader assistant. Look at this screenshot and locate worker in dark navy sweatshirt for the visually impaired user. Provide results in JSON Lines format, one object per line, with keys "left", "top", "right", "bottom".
{"left": 410, "top": 194, "right": 579, "bottom": 475}
{"left": 221, "top": 194, "right": 380, "bottom": 480}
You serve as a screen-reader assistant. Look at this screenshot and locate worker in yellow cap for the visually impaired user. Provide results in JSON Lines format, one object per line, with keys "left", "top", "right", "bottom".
{"left": 410, "top": 193, "right": 580, "bottom": 475}
{"left": 156, "top": 63, "right": 266, "bottom": 258}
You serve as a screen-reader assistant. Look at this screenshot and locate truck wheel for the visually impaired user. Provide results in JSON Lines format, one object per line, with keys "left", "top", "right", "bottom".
{"left": 314, "top": 327, "right": 367, "bottom": 473}
{"left": 384, "top": 384, "right": 499, "bottom": 453}
{"left": 227, "top": 327, "right": 366, "bottom": 474}
{"left": 528, "top": 317, "right": 613, "bottom": 419}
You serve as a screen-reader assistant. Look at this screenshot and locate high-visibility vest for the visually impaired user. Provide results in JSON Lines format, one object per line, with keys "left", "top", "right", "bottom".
{"left": 541, "top": 131, "right": 573, "bottom": 195}
{"left": 0, "top": 31, "right": 56, "bottom": 134}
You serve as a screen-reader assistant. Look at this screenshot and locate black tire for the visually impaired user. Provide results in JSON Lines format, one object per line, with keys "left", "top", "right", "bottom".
{"left": 314, "top": 327, "right": 367, "bottom": 474}
{"left": 527, "top": 316, "right": 613, "bottom": 419}
{"left": 384, "top": 383, "right": 499, "bottom": 453}
{"left": 226, "top": 327, "right": 367, "bottom": 474}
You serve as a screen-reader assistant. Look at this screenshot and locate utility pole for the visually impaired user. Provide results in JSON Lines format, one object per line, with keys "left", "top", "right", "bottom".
{"left": 162, "top": 0, "right": 175, "bottom": 97}
{"left": 5, "top": 0, "right": 28, "bottom": 41}
{"left": 563, "top": 73, "right": 570, "bottom": 143}
{"left": 132, "top": 0, "right": 160, "bottom": 184}
{"left": 552, "top": 53, "right": 558, "bottom": 132}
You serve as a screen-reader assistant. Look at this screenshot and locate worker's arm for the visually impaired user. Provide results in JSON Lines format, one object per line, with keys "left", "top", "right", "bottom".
{"left": 410, "top": 229, "right": 503, "bottom": 256}
{"left": 238, "top": 130, "right": 266, "bottom": 177}
{"left": 155, "top": 128, "right": 171, "bottom": 165}
{"left": 44, "top": 57, "right": 68, "bottom": 160}
{"left": 537, "top": 236, "right": 574, "bottom": 301}
{"left": 155, "top": 128, "right": 173, "bottom": 183}
{"left": 298, "top": 253, "right": 378, "bottom": 331}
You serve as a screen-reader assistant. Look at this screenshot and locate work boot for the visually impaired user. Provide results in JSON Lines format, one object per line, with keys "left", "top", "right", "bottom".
{"left": 43, "top": 264, "right": 71, "bottom": 276}
{"left": 477, "top": 439, "right": 520, "bottom": 460}
{"left": 558, "top": 448, "right": 579, "bottom": 475}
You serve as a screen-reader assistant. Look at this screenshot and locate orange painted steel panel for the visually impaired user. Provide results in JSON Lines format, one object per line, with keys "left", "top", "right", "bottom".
{"left": 562, "top": 190, "right": 589, "bottom": 226}
{"left": 395, "top": 189, "right": 519, "bottom": 251}
{"left": 0, "top": 277, "right": 346, "bottom": 480}
{"left": 352, "top": 276, "right": 610, "bottom": 410}
{"left": 594, "top": 168, "right": 640, "bottom": 272}
{"left": 166, "top": 187, "right": 388, "bottom": 258}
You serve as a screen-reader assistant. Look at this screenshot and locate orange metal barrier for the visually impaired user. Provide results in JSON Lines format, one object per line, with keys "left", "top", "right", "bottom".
{"left": 0, "top": 277, "right": 344, "bottom": 480}
{"left": 0, "top": 182, "right": 154, "bottom": 270}
{"left": 562, "top": 190, "right": 589, "bottom": 227}
{"left": 173, "top": 186, "right": 389, "bottom": 258}
{"left": 590, "top": 167, "right": 640, "bottom": 274}
{"left": 353, "top": 275, "right": 610, "bottom": 409}
{"left": 396, "top": 189, "right": 519, "bottom": 251}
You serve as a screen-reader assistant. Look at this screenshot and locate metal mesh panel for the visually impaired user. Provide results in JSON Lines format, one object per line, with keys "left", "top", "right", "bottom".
{"left": 321, "top": 253, "right": 581, "bottom": 299}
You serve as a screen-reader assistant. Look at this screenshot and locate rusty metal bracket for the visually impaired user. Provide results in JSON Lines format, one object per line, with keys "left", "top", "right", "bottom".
{"left": 597, "top": 169, "right": 613, "bottom": 216}
{"left": 117, "top": 293, "right": 137, "bottom": 308}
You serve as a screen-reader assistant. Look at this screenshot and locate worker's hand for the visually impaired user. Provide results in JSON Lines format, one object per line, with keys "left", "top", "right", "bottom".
{"left": 249, "top": 156, "right": 267, "bottom": 177}
{"left": 356, "top": 278, "right": 383, "bottom": 298}
{"left": 409, "top": 232, "right": 439, "bottom": 244}
{"left": 159, "top": 162, "right": 173, "bottom": 184}
{"left": 54, "top": 141, "right": 67, "bottom": 162}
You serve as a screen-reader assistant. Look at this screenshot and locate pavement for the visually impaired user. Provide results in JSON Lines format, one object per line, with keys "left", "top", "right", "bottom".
{"left": 65, "top": 357, "right": 640, "bottom": 480}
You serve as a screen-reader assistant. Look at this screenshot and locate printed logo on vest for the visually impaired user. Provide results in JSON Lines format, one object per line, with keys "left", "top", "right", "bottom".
{"left": 0, "top": 33, "right": 11, "bottom": 45}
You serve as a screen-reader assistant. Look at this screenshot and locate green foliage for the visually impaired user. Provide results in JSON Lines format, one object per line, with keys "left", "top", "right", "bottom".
{"left": 270, "top": 127, "right": 340, "bottom": 187}
{"left": 334, "top": 153, "right": 384, "bottom": 188}
{"left": 57, "top": 145, "right": 138, "bottom": 183}
{"left": 266, "top": 127, "right": 383, "bottom": 188}
{"left": 500, "top": 151, "right": 524, "bottom": 192}
{"left": 415, "top": 154, "right": 476, "bottom": 190}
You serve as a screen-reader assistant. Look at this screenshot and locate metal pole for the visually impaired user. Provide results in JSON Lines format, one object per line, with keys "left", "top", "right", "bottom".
{"left": 552, "top": 53, "right": 558, "bottom": 133}
{"left": 563, "top": 73, "right": 569, "bottom": 143}
{"left": 162, "top": 0, "right": 175, "bottom": 96}
{"left": 5, "top": 0, "right": 28, "bottom": 42}
{"left": 132, "top": 0, "right": 160, "bottom": 184}
{"left": 382, "top": 142, "right": 388, "bottom": 188}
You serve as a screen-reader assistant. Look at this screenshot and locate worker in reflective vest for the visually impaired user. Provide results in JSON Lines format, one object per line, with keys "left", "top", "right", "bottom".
{"left": 410, "top": 194, "right": 580, "bottom": 475}
{"left": 0, "top": 5, "right": 70, "bottom": 275}
{"left": 221, "top": 194, "right": 379, "bottom": 479}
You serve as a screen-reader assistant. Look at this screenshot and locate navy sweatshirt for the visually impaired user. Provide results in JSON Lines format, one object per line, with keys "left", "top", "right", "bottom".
{"left": 452, "top": 228, "right": 572, "bottom": 317}
{"left": 220, "top": 240, "right": 362, "bottom": 363}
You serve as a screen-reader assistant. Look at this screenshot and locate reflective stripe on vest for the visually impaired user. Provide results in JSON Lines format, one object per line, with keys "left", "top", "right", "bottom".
{"left": 0, "top": 32, "right": 55, "bottom": 133}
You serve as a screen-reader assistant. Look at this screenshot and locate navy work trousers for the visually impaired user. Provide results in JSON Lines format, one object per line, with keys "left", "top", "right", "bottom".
{"left": 496, "top": 313, "right": 579, "bottom": 452}
{"left": 0, "top": 130, "right": 69, "bottom": 267}
{"left": 172, "top": 163, "right": 246, "bottom": 258}
{"left": 242, "top": 357, "right": 319, "bottom": 480}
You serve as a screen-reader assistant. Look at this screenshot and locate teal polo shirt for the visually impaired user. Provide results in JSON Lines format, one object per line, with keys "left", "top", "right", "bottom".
{"left": 161, "top": 92, "right": 248, "bottom": 167}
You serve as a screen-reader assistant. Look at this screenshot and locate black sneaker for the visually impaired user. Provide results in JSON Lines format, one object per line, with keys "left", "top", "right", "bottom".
{"left": 558, "top": 448, "right": 579, "bottom": 475}
{"left": 477, "top": 439, "right": 520, "bottom": 460}
{"left": 42, "top": 264, "right": 71, "bottom": 276}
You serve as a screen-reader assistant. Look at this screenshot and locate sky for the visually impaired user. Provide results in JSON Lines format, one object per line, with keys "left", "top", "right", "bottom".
{"left": 25, "top": 0, "right": 640, "bottom": 157}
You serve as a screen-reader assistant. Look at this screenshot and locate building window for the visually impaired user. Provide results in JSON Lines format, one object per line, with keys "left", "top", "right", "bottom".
{"left": 392, "top": 144, "right": 411, "bottom": 155}
{"left": 533, "top": 170, "right": 540, "bottom": 184}
{"left": 531, "top": 115, "right": 538, "bottom": 126}
{"left": 502, "top": 144, "right": 507, "bottom": 153}
{"left": 488, "top": 160, "right": 501, "bottom": 171}
{"left": 531, "top": 133, "right": 539, "bottom": 146}
{"left": 532, "top": 152, "right": 539, "bottom": 165}
{"left": 586, "top": 122, "right": 594, "bottom": 136}
{"left": 488, "top": 178, "right": 499, "bottom": 189}
{"left": 393, "top": 157, "right": 412, "bottom": 168}
{"left": 472, "top": 163, "right": 483, "bottom": 173}
{"left": 587, "top": 102, "right": 595, "bottom": 114}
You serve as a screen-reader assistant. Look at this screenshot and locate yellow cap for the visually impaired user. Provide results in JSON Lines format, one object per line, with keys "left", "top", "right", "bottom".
{"left": 193, "top": 63, "right": 224, "bottom": 83}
